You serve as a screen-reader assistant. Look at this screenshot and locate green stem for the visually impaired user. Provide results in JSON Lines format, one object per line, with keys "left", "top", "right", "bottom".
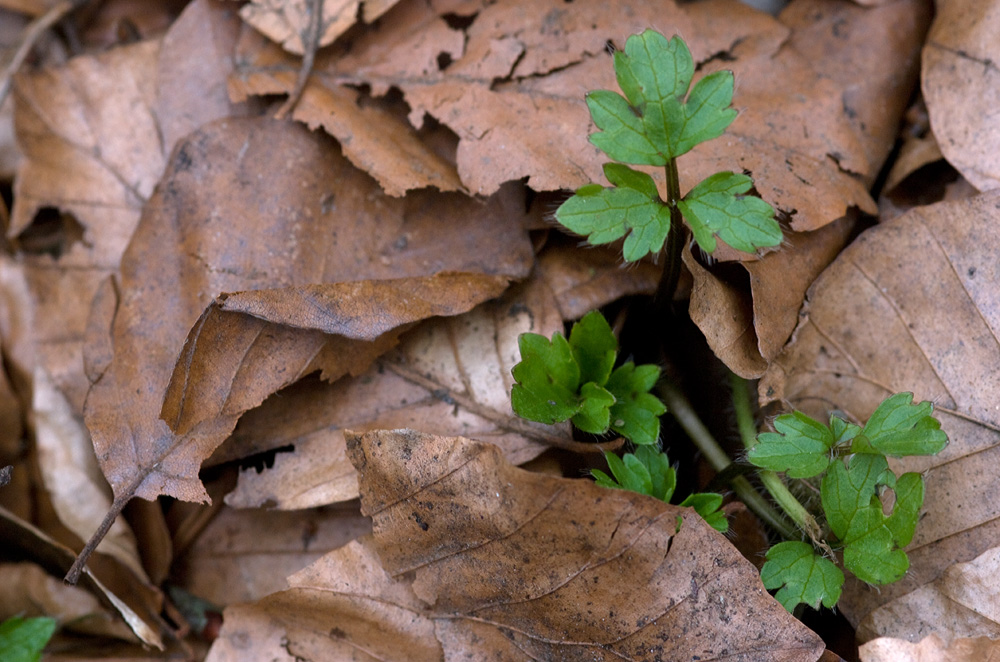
{"left": 728, "top": 372, "right": 822, "bottom": 542}
{"left": 657, "top": 379, "right": 796, "bottom": 539}
{"left": 655, "top": 158, "right": 685, "bottom": 305}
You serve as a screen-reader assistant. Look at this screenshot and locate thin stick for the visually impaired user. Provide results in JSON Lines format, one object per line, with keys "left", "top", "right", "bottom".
{"left": 65, "top": 491, "right": 131, "bottom": 585}
{"left": 275, "top": 0, "right": 323, "bottom": 119}
{"left": 0, "top": 1, "right": 74, "bottom": 108}
{"left": 657, "top": 378, "right": 797, "bottom": 539}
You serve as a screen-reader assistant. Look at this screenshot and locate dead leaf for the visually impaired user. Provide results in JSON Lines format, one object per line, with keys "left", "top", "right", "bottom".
{"left": 760, "top": 190, "right": 1000, "bottom": 631}
{"left": 922, "top": 0, "right": 1000, "bottom": 191}
{"left": 238, "top": 0, "right": 398, "bottom": 55}
{"left": 218, "top": 276, "right": 565, "bottom": 510}
{"left": 347, "top": 429, "right": 824, "bottom": 660}
{"left": 860, "top": 633, "right": 1000, "bottom": 662}
{"left": 858, "top": 545, "right": 1000, "bottom": 644}
{"left": 175, "top": 504, "right": 371, "bottom": 606}
{"left": 205, "top": 537, "right": 441, "bottom": 662}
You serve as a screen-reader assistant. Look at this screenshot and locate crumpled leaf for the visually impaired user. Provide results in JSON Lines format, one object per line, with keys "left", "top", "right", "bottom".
{"left": 239, "top": 0, "right": 400, "bottom": 55}
{"left": 329, "top": 429, "right": 824, "bottom": 660}
{"left": 921, "top": 0, "right": 1000, "bottom": 191}
{"left": 84, "top": 116, "right": 531, "bottom": 518}
{"left": 760, "top": 190, "right": 1000, "bottom": 629}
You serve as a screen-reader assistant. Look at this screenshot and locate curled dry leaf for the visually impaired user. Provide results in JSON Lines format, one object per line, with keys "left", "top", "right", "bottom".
{"left": 219, "top": 275, "right": 563, "bottom": 510}
{"left": 349, "top": 429, "right": 824, "bottom": 660}
{"left": 206, "top": 431, "right": 823, "bottom": 661}
{"left": 239, "top": 0, "right": 400, "bottom": 55}
{"left": 85, "top": 115, "right": 530, "bottom": 518}
{"left": 922, "top": 0, "right": 1000, "bottom": 191}
{"left": 760, "top": 191, "right": 1000, "bottom": 631}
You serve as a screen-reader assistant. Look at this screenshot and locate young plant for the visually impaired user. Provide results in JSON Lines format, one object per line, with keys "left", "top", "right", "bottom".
{"left": 555, "top": 30, "right": 782, "bottom": 297}
{"left": 748, "top": 393, "right": 948, "bottom": 611}
{"left": 593, "top": 445, "right": 728, "bottom": 532}
{"left": 510, "top": 311, "right": 665, "bottom": 445}
{"left": 0, "top": 616, "right": 57, "bottom": 662}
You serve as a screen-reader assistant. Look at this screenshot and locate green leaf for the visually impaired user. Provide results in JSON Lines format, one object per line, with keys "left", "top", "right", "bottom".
{"left": 634, "top": 445, "right": 676, "bottom": 502}
{"left": 851, "top": 392, "right": 948, "bottom": 457}
{"left": 568, "top": 310, "right": 618, "bottom": 387}
{"left": 510, "top": 332, "right": 580, "bottom": 424}
{"left": 0, "top": 616, "right": 57, "bottom": 662}
{"left": 821, "top": 454, "right": 922, "bottom": 585}
{"left": 676, "top": 171, "right": 782, "bottom": 254}
{"left": 748, "top": 410, "right": 836, "bottom": 478}
{"left": 679, "top": 492, "right": 728, "bottom": 532}
{"left": 600, "top": 450, "right": 648, "bottom": 493}
{"left": 605, "top": 363, "right": 666, "bottom": 445}
{"left": 829, "top": 415, "right": 861, "bottom": 446}
{"left": 593, "top": 30, "right": 736, "bottom": 161}
{"left": 760, "top": 541, "right": 844, "bottom": 612}
{"left": 572, "top": 382, "right": 616, "bottom": 433}
{"left": 554, "top": 165, "right": 671, "bottom": 262}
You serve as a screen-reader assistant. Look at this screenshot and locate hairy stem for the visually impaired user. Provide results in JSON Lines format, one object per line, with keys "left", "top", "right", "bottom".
{"left": 657, "top": 379, "right": 796, "bottom": 539}
{"left": 655, "top": 158, "right": 685, "bottom": 305}
{"left": 729, "top": 372, "right": 823, "bottom": 543}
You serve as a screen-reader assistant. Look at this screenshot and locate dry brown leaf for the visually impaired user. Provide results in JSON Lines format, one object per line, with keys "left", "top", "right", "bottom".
{"left": 218, "top": 276, "right": 564, "bottom": 509}
{"left": 175, "top": 504, "right": 371, "bottom": 606}
{"left": 860, "top": 634, "right": 1000, "bottom": 662}
{"left": 0, "top": 505, "right": 162, "bottom": 648}
{"left": 239, "top": 0, "right": 398, "bottom": 55}
{"left": 922, "top": 0, "right": 1000, "bottom": 191}
{"left": 760, "top": 190, "right": 1000, "bottom": 632}
{"left": 229, "top": 4, "right": 464, "bottom": 195}
{"left": 348, "top": 429, "right": 824, "bottom": 660}
{"left": 858, "top": 545, "right": 1000, "bottom": 644}
{"left": 205, "top": 536, "right": 441, "bottom": 662}
{"left": 83, "top": 115, "right": 531, "bottom": 553}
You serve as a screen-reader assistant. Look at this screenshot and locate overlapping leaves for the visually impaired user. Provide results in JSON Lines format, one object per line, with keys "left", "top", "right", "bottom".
{"left": 749, "top": 393, "right": 948, "bottom": 611}
{"left": 511, "top": 311, "right": 665, "bottom": 444}
{"left": 555, "top": 30, "right": 782, "bottom": 261}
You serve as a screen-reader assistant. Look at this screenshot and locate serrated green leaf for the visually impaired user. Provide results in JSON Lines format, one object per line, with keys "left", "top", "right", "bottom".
{"left": 677, "top": 171, "right": 782, "bottom": 254}
{"left": 851, "top": 392, "right": 948, "bottom": 457}
{"left": 829, "top": 415, "right": 861, "bottom": 445}
{"left": 596, "top": 30, "right": 736, "bottom": 161}
{"left": 633, "top": 445, "right": 676, "bottom": 502}
{"left": 885, "top": 472, "right": 924, "bottom": 548}
{"left": 0, "top": 616, "right": 57, "bottom": 662}
{"left": 569, "top": 310, "right": 617, "bottom": 387}
{"left": 760, "top": 541, "right": 844, "bottom": 612}
{"left": 606, "top": 363, "right": 666, "bottom": 445}
{"left": 748, "top": 410, "right": 835, "bottom": 478}
{"left": 572, "top": 381, "right": 616, "bottom": 433}
{"left": 821, "top": 454, "right": 889, "bottom": 541}
{"left": 510, "top": 332, "right": 580, "bottom": 424}
{"left": 555, "top": 175, "right": 671, "bottom": 262}
{"left": 601, "top": 450, "right": 648, "bottom": 493}
{"left": 842, "top": 524, "right": 909, "bottom": 585}
{"left": 586, "top": 90, "right": 665, "bottom": 165}
{"left": 679, "top": 492, "right": 728, "bottom": 532}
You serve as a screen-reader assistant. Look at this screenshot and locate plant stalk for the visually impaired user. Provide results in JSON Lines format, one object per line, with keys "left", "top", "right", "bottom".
{"left": 655, "top": 158, "right": 685, "bottom": 305}
{"left": 657, "top": 379, "right": 796, "bottom": 539}
{"left": 728, "top": 372, "right": 823, "bottom": 543}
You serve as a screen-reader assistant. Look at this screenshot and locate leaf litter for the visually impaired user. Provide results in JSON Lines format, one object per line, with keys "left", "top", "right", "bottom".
{"left": 0, "top": 0, "right": 996, "bottom": 658}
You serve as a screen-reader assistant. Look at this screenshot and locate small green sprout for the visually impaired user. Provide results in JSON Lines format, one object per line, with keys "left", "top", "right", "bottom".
{"left": 555, "top": 30, "right": 782, "bottom": 267}
{"left": 510, "top": 311, "right": 666, "bottom": 445}
{"left": 749, "top": 393, "right": 948, "bottom": 611}
{"left": 592, "top": 445, "right": 727, "bottom": 532}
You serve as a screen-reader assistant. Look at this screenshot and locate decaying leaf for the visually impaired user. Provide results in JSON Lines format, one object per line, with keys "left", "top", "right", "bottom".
{"left": 859, "top": 633, "right": 1000, "bottom": 662}
{"left": 760, "top": 190, "right": 1000, "bottom": 633}
{"left": 922, "top": 0, "right": 1000, "bottom": 191}
{"left": 205, "top": 430, "right": 823, "bottom": 660}
{"left": 239, "top": 0, "right": 400, "bottom": 55}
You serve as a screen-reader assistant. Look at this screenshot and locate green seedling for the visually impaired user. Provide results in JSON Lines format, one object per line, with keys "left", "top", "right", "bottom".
{"left": 555, "top": 29, "right": 782, "bottom": 295}
{"left": 0, "top": 616, "right": 57, "bottom": 662}
{"left": 511, "top": 311, "right": 665, "bottom": 445}
{"left": 593, "top": 444, "right": 728, "bottom": 532}
{"left": 749, "top": 393, "right": 948, "bottom": 611}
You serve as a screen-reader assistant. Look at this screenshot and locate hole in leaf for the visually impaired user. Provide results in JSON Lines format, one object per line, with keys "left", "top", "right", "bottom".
{"left": 436, "top": 51, "right": 453, "bottom": 71}
{"left": 440, "top": 12, "right": 477, "bottom": 30}
{"left": 17, "top": 207, "right": 87, "bottom": 258}
{"left": 238, "top": 444, "right": 295, "bottom": 474}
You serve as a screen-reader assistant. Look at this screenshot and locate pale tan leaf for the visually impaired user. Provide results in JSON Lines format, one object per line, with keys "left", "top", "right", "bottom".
{"left": 860, "top": 634, "right": 1000, "bottom": 662}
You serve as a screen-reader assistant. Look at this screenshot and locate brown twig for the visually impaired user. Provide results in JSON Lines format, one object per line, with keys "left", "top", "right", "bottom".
{"left": 64, "top": 487, "right": 135, "bottom": 585}
{"left": 275, "top": 0, "right": 324, "bottom": 119}
{"left": 0, "top": 1, "right": 74, "bottom": 108}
